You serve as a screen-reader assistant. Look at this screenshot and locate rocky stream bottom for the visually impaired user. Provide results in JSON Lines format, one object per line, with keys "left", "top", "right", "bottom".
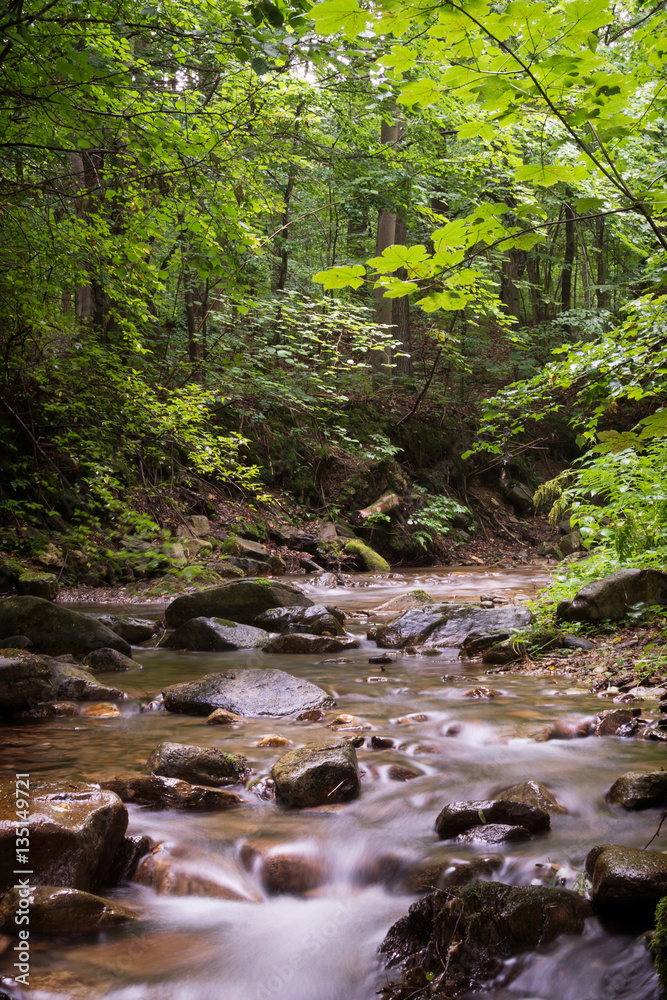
{"left": 1, "top": 567, "right": 667, "bottom": 1000}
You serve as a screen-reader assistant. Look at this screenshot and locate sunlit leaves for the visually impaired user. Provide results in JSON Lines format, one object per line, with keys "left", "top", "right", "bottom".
{"left": 312, "top": 264, "right": 366, "bottom": 289}
{"left": 309, "top": 0, "right": 367, "bottom": 40}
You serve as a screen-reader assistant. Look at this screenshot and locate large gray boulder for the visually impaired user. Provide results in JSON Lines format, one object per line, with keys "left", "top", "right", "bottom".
{"left": 0, "top": 885, "right": 138, "bottom": 935}
{"left": 607, "top": 771, "right": 667, "bottom": 810}
{"left": 254, "top": 604, "right": 345, "bottom": 636}
{"left": 375, "top": 603, "right": 532, "bottom": 649}
{"left": 380, "top": 882, "right": 591, "bottom": 996}
{"left": 0, "top": 597, "right": 131, "bottom": 657}
{"left": 435, "top": 798, "right": 550, "bottom": 840}
{"left": 159, "top": 617, "right": 269, "bottom": 651}
{"left": 165, "top": 579, "right": 313, "bottom": 627}
{"left": 272, "top": 739, "right": 360, "bottom": 807}
{"left": 146, "top": 742, "right": 249, "bottom": 786}
{"left": 586, "top": 843, "right": 667, "bottom": 922}
{"left": 557, "top": 568, "right": 667, "bottom": 623}
{"left": 0, "top": 781, "right": 127, "bottom": 893}
{"left": 163, "top": 668, "right": 334, "bottom": 717}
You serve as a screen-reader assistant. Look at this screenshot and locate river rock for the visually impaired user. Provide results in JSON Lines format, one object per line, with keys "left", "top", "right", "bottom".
{"left": 95, "top": 614, "right": 161, "bottom": 644}
{"left": 241, "top": 840, "right": 327, "bottom": 895}
{"left": 107, "top": 834, "right": 153, "bottom": 884}
{"left": 17, "top": 570, "right": 59, "bottom": 600}
{"left": 401, "top": 855, "right": 503, "bottom": 895}
{"left": 0, "top": 596, "right": 132, "bottom": 657}
{"left": 16, "top": 700, "right": 79, "bottom": 718}
{"left": 48, "top": 659, "right": 126, "bottom": 701}
{"left": 454, "top": 823, "right": 531, "bottom": 844}
{"left": 607, "top": 771, "right": 667, "bottom": 810}
{"left": 163, "top": 668, "right": 335, "bottom": 717}
{"left": 82, "top": 647, "right": 138, "bottom": 672}
{"left": 96, "top": 774, "right": 242, "bottom": 810}
{"left": 134, "top": 845, "right": 259, "bottom": 901}
{"left": 594, "top": 708, "right": 640, "bottom": 737}
{"left": 253, "top": 604, "right": 345, "bottom": 636}
{"left": 556, "top": 568, "right": 667, "bottom": 623}
{"left": 205, "top": 708, "right": 244, "bottom": 725}
{"left": 482, "top": 638, "right": 527, "bottom": 664}
{"left": 266, "top": 633, "right": 359, "bottom": 654}
{"left": 165, "top": 579, "right": 313, "bottom": 628}
{"left": 272, "top": 739, "right": 361, "bottom": 807}
{"left": 0, "top": 781, "right": 128, "bottom": 894}
{"left": 159, "top": 617, "right": 269, "bottom": 652}
{"left": 0, "top": 652, "right": 55, "bottom": 709}
{"left": 494, "top": 779, "right": 568, "bottom": 815}
{"left": 0, "top": 886, "right": 138, "bottom": 935}
{"left": 379, "top": 882, "right": 591, "bottom": 996}
{"left": 375, "top": 604, "right": 532, "bottom": 649}
{"left": 586, "top": 843, "right": 667, "bottom": 921}
{"left": 373, "top": 590, "right": 436, "bottom": 614}
{"left": 435, "top": 798, "right": 550, "bottom": 840}
{"left": 146, "top": 742, "right": 249, "bottom": 786}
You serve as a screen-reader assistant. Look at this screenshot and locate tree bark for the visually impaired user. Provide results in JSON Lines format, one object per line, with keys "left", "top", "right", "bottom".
{"left": 596, "top": 215, "right": 611, "bottom": 310}
{"left": 392, "top": 214, "right": 412, "bottom": 379}
{"left": 371, "top": 118, "right": 399, "bottom": 386}
{"left": 561, "top": 201, "right": 576, "bottom": 314}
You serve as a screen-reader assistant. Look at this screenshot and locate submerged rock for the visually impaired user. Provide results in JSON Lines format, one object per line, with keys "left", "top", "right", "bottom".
{"left": 0, "top": 596, "right": 131, "bottom": 657}
{"left": 266, "top": 633, "right": 359, "bottom": 654}
{"left": 163, "top": 668, "right": 335, "bottom": 717}
{"left": 165, "top": 579, "right": 313, "bottom": 627}
{"left": 380, "top": 882, "right": 591, "bottom": 996}
{"left": 159, "top": 617, "right": 269, "bottom": 651}
{"left": 0, "top": 781, "right": 128, "bottom": 893}
{"left": 373, "top": 590, "right": 436, "bottom": 614}
{"left": 0, "top": 886, "right": 138, "bottom": 935}
{"left": 272, "top": 739, "right": 361, "bottom": 807}
{"left": 435, "top": 798, "right": 550, "bottom": 840}
{"left": 96, "top": 774, "right": 242, "bottom": 810}
{"left": 375, "top": 604, "right": 532, "bottom": 649}
{"left": 241, "top": 840, "right": 327, "bottom": 895}
{"left": 134, "top": 845, "right": 260, "bottom": 901}
{"left": 254, "top": 604, "right": 345, "bottom": 635}
{"left": 586, "top": 843, "right": 667, "bottom": 922}
{"left": 556, "top": 568, "right": 667, "bottom": 623}
{"left": 607, "top": 771, "right": 667, "bottom": 810}
{"left": 146, "top": 742, "right": 249, "bottom": 786}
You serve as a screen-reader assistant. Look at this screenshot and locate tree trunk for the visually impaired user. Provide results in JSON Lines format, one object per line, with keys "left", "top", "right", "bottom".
{"left": 500, "top": 248, "right": 526, "bottom": 325}
{"left": 596, "top": 215, "right": 611, "bottom": 310}
{"left": 561, "top": 202, "right": 576, "bottom": 314}
{"left": 371, "top": 118, "right": 399, "bottom": 386}
{"left": 392, "top": 214, "right": 412, "bottom": 379}
{"left": 271, "top": 98, "right": 306, "bottom": 293}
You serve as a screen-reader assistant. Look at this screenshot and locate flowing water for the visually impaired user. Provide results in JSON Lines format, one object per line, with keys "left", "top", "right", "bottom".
{"left": 1, "top": 567, "right": 663, "bottom": 1000}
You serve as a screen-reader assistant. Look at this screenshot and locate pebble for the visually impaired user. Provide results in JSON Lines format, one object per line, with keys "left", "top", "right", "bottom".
{"left": 256, "top": 735, "right": 291, "bottom": 747}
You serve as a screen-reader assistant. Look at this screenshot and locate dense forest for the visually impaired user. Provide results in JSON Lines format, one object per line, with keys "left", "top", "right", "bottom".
{"left": 2, "top": 0, "right": 667, "bottom": 589}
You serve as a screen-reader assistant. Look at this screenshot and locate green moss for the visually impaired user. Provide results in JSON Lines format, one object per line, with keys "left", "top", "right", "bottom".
{"left": 652, "top": 897, "right": 667, "bottom": 997}
{"left": 344, "top": 540, "right": 390, "bottom": 572}
{"left": 253, "top": 578, "right": 273, "bottom": 586}
{"left": 212, "top": 618, "right": 237, "bottom": 628}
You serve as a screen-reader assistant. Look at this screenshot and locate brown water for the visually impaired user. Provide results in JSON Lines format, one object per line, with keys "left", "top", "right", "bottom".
{"left": 1, "top": 568, "right": 663, "bottom": 1000}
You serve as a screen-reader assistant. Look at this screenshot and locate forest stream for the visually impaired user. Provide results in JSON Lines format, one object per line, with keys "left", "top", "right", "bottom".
{"left": 1, "top": 567, "right": 663, "bottom": 1000}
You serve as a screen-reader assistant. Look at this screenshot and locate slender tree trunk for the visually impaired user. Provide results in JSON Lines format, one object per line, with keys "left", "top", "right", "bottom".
{"left": 596, "top": 215, "right": 611, "bottom": 310}
{"left": 371, "top": 119, "right": 399, "bottom": 386}
{"left": 561, "top": 201, "right": 576, "bottom": 314}
{"left": 500, "top": 248, "right": 526, "bottom": 324}
{"left": 392, "top": 214, "right": 412, "bottom": 379}
{"left": 271, "top": 98, "right": 306, "bottom": 293}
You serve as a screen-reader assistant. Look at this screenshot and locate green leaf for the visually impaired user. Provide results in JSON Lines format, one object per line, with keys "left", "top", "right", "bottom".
{"left": 368, "top": 244, "right": 431, "bottom": 276}
{"left": 312, "top": 264, "right": 366, "bottom": 289}
{"left": 310, "top": 0, "right": 367, "bottom": 40}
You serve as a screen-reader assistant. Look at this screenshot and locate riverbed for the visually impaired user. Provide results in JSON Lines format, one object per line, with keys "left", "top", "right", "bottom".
{"left": 1, "top": 567, "right": 662, "bottom": 999}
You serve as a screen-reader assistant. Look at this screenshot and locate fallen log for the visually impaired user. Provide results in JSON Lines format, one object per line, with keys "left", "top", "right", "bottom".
{"left": 351, "top": 492, "right": 402, "bottom": 526}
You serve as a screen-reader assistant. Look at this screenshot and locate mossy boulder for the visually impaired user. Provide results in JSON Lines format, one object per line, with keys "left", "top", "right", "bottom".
{"left": 557, "top": 568, "right": 667, "bottom": 623}
{"left": 608, "top": 771, "right": 667, "bottom": 810}
{"left": 145, "top": 742, "right": 249, "bottom": 786}
{"left": 380, "top": 882, "right": 591, "bottom": 996}
{"left": 165, "top": 579, "right": 313, "bottom": 627}
{"left": 159, "top": 617, "right": 270, "bottom": 651}
{"left": 586, "top": 844, "right": 667, "bottom": 923}
{"left": 272, "top": 739, "right": 360, "bottom": 807}
{"left": 344, "top": 539, "right": 390, "bottom": 572}
{"left": 0, "top": 596, "right": 131, "bottom": 657}
{"left": 17, "top": 570, "right": 59, "bottom": 600}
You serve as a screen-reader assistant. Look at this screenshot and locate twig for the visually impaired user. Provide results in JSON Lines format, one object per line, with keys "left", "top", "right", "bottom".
{"left": 396, "top": 348, "right": 443, "bottom": 427}
{"left": 644, "top": 809, "right": 667, "bottom": 849}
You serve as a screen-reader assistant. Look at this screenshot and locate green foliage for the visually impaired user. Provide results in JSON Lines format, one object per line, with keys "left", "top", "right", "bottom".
{"left": 407, "top": 488, "right": 474, "bottom": 549}
{"left": 652, "top": 896, "right": 667, "bottom": 997}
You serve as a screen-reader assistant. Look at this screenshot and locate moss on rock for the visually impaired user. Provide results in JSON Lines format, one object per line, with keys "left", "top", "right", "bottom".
{"left": 344, "top": 540, "right": 390, "bottom": 572}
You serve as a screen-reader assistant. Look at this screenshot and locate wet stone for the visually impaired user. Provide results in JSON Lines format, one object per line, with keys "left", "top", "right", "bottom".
{"left": 96, "top": 774, "right": 243, "bottom": 811}
{"left": 462, "top": 686, "right": 503, "bottom": 698}
{"left": 146, "top": 742, "right": 250, "bottom": 786}
{"left": 165, "top": 579, "right": 313, "bottom": 628}
{"left": 272, "top": 739, "right": 361, "bottom": 808}
{"left": 387, "top": 765, "right": 420, "bottom": 782}
{"left": 454, "top": 823, "right": 531, "bottom": 844}
{"left": 0, "top": 886, "right": 138, "bottom": 935}
{"left": 160, "top": 617, "right": 269, "bottom": 652}
{"left": 266, "top": 633, "right": 359, "bottom": 654}
{"left": 95, "top": 615, "right": 161, "bottom": 645}
{"left": 206, "top": 708, "right": 244, "bottom": 725}
{"left": 586, "top": 843, "right": 667, "bottom": 923}
{"left": 557, "top": 568, "right": 667, "bottom": 623}
{"left": 435, "top": 798, "right": 550, "bottom": 840}
{"left": 81, "top": 647, "right": 138, "bottom": 672}
{"left": 163, "top": 668, "right": 335, "bottom": 718}
{"left": 0, "top": 596, "right": 131, "bottom": 657}
{"left": 607, "top": 771, "right": 667, "bottom": 810}
{"left": 494, "top": 780, "right": 568, "bottom": 815}
{"left": 253, "top": 604, "right": 345, "bottom": 636}
{"left": 595, "top": 708, "right": 641, "bottom": 737}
